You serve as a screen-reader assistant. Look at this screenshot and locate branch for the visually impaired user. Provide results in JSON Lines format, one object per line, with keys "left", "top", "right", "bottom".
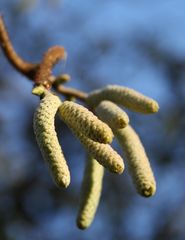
{"left": 56, "top": 85, "right": 88, "bottom": 101}
{"left": 0, "top": 15, "right": 39, "bottom": 79}
{"left": 0, "top": 15, "right": 88, "bottom": 102}
{"left": 35, "top": 46, "right": 66, "bottom": 88}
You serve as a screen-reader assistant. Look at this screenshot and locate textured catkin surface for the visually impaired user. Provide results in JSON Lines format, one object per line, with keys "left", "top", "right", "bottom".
{"left": 77, "top": 155, "right": 104, "bottom": 229}
{"left": 79, "top": 134, "right": 124, "bottom": 174}
{"left": 95, "top": 100, "right": 129, "bottom": 129}
{"left": 114, "top": 125, "right": 156, "bottom": 197}
{"left": 86, "top": 85, "right": 159, "bottom": 114}
{"left": 59, "top": 101, "right": 113, "bottom": 144}
{"left": 33, "top": 92, "right": 70, "bottom": 188}
{"left": 60, "top": 119, "right": 124, "bottom": 174}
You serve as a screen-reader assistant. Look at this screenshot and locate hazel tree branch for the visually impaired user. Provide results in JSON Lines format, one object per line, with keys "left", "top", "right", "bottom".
{"left": 56, "top": 85, "right": 88, "bottom": 101}
{"left": 35, "top": 46, "right": 66, "bottom": 88}
{"left": 0, "top": 15, "right": 39, "bottom": 79}
{"left": 0, "top": 15, "right": 87, "bottom": 101}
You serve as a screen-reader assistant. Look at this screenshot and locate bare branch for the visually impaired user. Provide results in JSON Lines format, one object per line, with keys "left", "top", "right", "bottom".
{"left": 56, "top": 85, "right": 88, "bottom": 101}
{"left": 0, "top": 16, "right": 88, "bottom": 101}
{"left": 0, "top": 15, "right": 38, "bottom": 79}
{"left": 35, "top": 46, "right": 66, "bottom": 88}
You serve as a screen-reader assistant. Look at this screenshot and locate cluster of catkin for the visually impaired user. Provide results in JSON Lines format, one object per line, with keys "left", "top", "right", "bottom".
{"left": 33, "top": 84, "right": 159, "bottom": 230}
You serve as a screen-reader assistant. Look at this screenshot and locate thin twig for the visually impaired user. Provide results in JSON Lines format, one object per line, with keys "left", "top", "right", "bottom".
{"left": 35, "top": 46, "right": 66, "bottom": 87}
{"left": 0, "top": 15, "right": 89, "bottom": 101}
{"left": 56, "top": 85, "right": 88, "bottom": 101}
{"left": 0, "top": 15, "right": 38, "bottom": 79}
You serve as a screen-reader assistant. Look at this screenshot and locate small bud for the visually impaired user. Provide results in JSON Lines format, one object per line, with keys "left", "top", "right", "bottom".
{"left": 86, "top": 85, "right": 159, "bottom": 114}
{"left": 95, "top": 100, "right": 129, "bottom": 129}
{"left": 59, "top": 101, "right": 113, "bottom": 144}
{"left": 114, "top": 125, "right": 156, "bottom": 197}
{"left": 77, "top": 155, "right": 104, "bottom": 230}
{"left": 33, "top": 91, "right": 70, "bottom": 188}
{"left": 32, "top": 85, "right": 45, "bottom": 96}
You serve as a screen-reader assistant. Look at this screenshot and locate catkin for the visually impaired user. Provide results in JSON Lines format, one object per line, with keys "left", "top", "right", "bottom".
{"left": 86, "top": 85, "right": 159, "bottom": 114}
{"left": 78, "top": 134, "right": 124, "bottom": 174}
{"left": 58, "top": 115, "right": 124, "bottom": 174}
{"left": 59, "top": 101, "right": 113, "bottom": 144}
{"left": 33, "top": 91, "right": 70, "bottom": 188}
{"left": 77, "top": 155, "right": 104, "bottom": 229}
{"left": 95, "top": 100, "right": 129, "bottom": 129}
{"left": 114, "top": 125, "right": 156, "bottom": 197}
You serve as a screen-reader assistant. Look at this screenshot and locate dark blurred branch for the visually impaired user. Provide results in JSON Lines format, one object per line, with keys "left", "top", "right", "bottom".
{"left": 0, "top": 15, "right": 87, "bottom": 101}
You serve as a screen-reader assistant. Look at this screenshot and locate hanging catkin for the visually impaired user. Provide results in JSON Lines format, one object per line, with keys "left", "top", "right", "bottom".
{"left": 114, "top": 125, "right": 156, "bottom": 197}
{"left": 33, "top": 90, "right": 70, "bottom": 188}
{"left": 59, "top": 101, "right": 113, "bottom": 144}
{"left": 95, "top": 100, "right": 129, "bottom": 129}
{"left": 77, "top": 155, "right": 104, "bottom": 229}
{"left": 78, "top": 133, "right": 124, "bottom": 174}
{"left": 86, "top": 85, "right": 159, "bottom": 114}
{"left": 58, "top": 112, "right": 124, "bottom": 174}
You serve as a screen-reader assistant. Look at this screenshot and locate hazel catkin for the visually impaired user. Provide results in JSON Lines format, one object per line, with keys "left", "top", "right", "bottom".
{"left": 59, "top": 101, "right": 113, "bottom": 144}
{"left": 114, "top": 125, "right": 156, "bottom": 197}
{"left": 95, "top": 100, "right": 129, "bottom": 129}
{"left": 79, "top": 133, "right": 124, "bottom": 174}
{"left": 86, "top": 85, "right": 159, "bottom": 114}
{"left": 33, "top": 91, "right": 70, "bottom": 188}
{"left": 58, "top": 113, "right": 124, "bottom": 174}
{"left": 77, "top": 155, "right": 104, "bottom": 229}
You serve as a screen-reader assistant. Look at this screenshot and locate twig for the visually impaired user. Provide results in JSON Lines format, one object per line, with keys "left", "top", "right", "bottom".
{"left": 35, "top": 46, "right": 66, "bottom": 87}
{"left": 0, "top": 15, "right": 38, "bottom": 79}
{"left": 0, "top": 15, "right": 88, "bottom": 102}
{"left": 56, "top": 85, "right": 88, "bottom": 101}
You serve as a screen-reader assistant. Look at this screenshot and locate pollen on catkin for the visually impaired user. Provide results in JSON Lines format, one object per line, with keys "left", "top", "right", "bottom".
{"left": 58, "top": 117, "right": 124, "bottom": 173}
{"left": 95, "top": 100, "right": 129, "bottom": 129}
{"left": 86, "top": 85, "right": 159, "bottom": 114}
{"left": 114, "top": 125, "right": 156, "bottom": 197}
{"left": 77, "top": 155, "right": 104, "bottom": 230}
{"left": 59, "top": 101, "right": 113, "bottom": 144}
{"left": 33, "top": 90, "right": 70, "bottom": 188}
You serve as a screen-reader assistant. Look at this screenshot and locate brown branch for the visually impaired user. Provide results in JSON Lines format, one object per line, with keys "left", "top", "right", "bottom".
{"left": 0, "top": 15, "right": 38, "bottom": 79}
{"left": 0, "top": 15, "right": 88, "bottom": 102}
{"left": 35, "top": 46, "right": 66, "bottom": 87}
{"left": 56, "top": 85, "right": 88, "bottom": 101}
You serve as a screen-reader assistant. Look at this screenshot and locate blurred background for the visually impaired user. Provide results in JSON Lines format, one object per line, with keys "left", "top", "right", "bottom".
{"left": 0, "top": 0, "right": 185, "bottom": 239}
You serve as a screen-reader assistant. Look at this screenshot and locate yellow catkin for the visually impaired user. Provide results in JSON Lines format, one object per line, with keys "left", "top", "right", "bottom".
{"left": 59, "top": 101, "right": 113, "bottom": 144}
{"left": 58, "top": 115, "right": 124, "bottom": 173}
{"left": 86, "top": 85, "right": 159, "bottom": 114}
{"left": 95, "top": 100, "right": 129, "bottom": 129}
{"left": 77, "top": 155, "right": 104, "bottom": 229}
{"left": 114, "top": 125, "right": 156, "bottom": 197}
{"left": 33, "top": 91, "right": 70, "bottom": 188}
